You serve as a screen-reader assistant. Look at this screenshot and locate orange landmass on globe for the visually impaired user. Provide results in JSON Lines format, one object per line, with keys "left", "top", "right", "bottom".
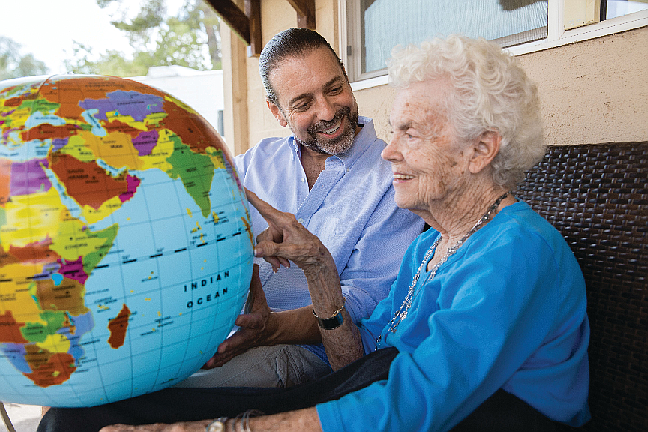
{"left": 21, "top": 123, "right": 80, "bottom": 142}
{"left": 104, "top": 119, "right": 144, "bottom": 137}
{"left": 23, "top": 349, "right": 77, "bottom": 388}
{"left": 160, "top": 98, "right": 226, "bottom": 154}
{"left": 0, "top": 159, "right": 11, "bottom": 205}
{"left": 1, "top": 93, "right": 24, "bottom": 107}
{"left": 8, "top": 238, "right": 56, "bottom": 263}
{"left": 0, "top": 249, "right": 18, "bottom": 266}
{"left": 107, "top": 304, "right": 131, "bottom": 349}
{"left": 49, "top": 152, "right": 130, "bottom": 209}
{"left": 0, "top": 311, "right": 30, "bottom": 344}
{"left": 36, "top": 277, "right": 90, "bottom": 315}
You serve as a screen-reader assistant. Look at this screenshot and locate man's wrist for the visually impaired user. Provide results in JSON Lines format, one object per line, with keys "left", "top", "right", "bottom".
{"left": 262, "top": 310, "right": 281, "bottom": 344}
{"left": 269, "top": 307, "right": 323, "bottom": 344}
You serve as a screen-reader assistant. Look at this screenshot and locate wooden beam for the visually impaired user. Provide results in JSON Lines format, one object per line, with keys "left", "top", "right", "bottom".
{"left": 204, "top": 0, "right": 262, "bottom": 57}
{"left": 245, "top": 0, "right": 262, "bottom": 56}
{"left": 286, "top": 0, "right": 316, "bottom": 29}
{"left": 204, "top": 0, "right": 250, "bottom": 44}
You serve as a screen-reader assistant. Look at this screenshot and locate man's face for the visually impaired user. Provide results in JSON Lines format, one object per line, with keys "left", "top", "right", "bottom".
{"left": 267, "top": 47, "right": 359, "bottom": 155}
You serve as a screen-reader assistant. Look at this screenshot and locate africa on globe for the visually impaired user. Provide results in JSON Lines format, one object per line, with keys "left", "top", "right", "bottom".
{"left": 0, "top": 75, "right": 254, "bottom": 407}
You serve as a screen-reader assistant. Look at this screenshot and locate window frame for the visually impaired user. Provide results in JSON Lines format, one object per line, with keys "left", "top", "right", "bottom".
{"left": 339, "top": 0, "right": 648, "bottom": 90}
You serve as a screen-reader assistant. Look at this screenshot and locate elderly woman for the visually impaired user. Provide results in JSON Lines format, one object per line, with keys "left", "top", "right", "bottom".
{"left": 42, "top": 35, "right": 590, "bottom": 432}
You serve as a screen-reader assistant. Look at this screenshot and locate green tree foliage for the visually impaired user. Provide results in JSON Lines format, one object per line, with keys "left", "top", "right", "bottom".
{"left": 66, "top": 0, "right": 221, "bottom": 77}
{"left": 0, "top": 36, "right": 49, "bottom": 80}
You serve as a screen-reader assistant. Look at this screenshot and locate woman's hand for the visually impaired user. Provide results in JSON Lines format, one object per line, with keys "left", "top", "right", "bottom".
{"left": 100, "top": 408, "right": 323, "bottom": 432}
{"left": 246, "top": 188, "right": 334, "bottom": 274}
{"left": 245, "top": 189, "right": 364, "bottom": 370}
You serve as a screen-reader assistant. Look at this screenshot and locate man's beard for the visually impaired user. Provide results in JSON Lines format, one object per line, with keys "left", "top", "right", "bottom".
{"left": 299, "top": 106, "right": 359, "bottom": 155}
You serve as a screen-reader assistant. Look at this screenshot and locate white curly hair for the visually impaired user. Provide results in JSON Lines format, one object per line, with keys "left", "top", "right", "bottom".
{"left": 388, "top": 34, "right": 545, "bottom": 188}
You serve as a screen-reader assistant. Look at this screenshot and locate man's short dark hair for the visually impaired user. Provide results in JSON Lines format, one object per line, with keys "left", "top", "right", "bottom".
{"left": 259, "top": 28, "right": 347, "bottom": 106}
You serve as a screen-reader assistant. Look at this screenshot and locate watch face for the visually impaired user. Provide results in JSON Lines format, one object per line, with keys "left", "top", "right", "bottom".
{"left": 314, "top": 305, "right": 345, "bottom": 330}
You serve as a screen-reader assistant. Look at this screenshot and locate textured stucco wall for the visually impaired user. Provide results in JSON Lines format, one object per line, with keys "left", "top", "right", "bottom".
{"left": 354, "top": 26, "right": 648, "bottom": 146}
{"left": 518, "top": 27, "right": 648, "bottom": 145}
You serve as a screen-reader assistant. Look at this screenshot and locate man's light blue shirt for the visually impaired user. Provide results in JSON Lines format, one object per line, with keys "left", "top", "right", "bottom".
{"left": 233, "top": 116, "right": 424, "bottom": 361}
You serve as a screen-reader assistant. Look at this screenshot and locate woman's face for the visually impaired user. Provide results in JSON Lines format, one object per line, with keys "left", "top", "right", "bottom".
{"left": 382, "top": 79, "right": 472, "bottom": 215}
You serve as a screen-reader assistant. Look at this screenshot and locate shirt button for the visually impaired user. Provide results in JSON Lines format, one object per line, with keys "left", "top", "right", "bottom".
{"left": 298, "top": 218, "right": 305, "bottom": 224}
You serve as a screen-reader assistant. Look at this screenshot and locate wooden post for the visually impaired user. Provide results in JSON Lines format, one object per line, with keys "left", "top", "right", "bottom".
{"left": 245, "top": 0, "right": 262, "bottom": 56}
{"left": 286, "top": 0, "right": 316, "bottom": 29}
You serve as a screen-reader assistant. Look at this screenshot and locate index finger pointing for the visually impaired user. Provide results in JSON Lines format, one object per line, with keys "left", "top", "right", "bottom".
{"left": 245, "top": 188, "right": 284, "bottom": 223}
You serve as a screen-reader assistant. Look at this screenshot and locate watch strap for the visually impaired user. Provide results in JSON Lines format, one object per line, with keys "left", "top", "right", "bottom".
{"left": 313, "top": 304, "right": 345, "bottom": 330}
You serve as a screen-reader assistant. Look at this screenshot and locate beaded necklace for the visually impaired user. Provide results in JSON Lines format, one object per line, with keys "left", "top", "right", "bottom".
{"left": 376, "top": 191, "right": 510, "bottom": 347}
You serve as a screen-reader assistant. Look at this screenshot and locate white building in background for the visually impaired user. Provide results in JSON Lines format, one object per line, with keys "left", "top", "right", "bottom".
{"left": 131, "top": 66, "right": 228, "bottom": 153}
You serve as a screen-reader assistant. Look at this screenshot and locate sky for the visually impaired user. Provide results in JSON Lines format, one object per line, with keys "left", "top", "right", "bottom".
{"left": 1, "top": 0, "right": 184, "bottom": 75}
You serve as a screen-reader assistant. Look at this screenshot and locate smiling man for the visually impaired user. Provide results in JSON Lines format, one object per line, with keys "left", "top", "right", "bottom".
{"left": 267, "top": 50, "right": 359, "bottom": 158}
{"left": 172, "top": 27, "right": 424, "bottom": 389}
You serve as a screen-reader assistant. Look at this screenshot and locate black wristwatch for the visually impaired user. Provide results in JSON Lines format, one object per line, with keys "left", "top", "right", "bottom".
{"left": 313, "top": 304, "right": 345, "bottom": 330}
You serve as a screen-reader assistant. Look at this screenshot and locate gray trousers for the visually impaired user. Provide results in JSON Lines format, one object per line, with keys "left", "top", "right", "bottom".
{"left": 173, "top": 344, "right": 332, "bottom": 388}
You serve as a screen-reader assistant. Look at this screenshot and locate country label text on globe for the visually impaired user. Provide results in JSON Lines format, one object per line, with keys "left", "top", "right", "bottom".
{"left": 0, "top": 75, "right": 254, "bottom": 407}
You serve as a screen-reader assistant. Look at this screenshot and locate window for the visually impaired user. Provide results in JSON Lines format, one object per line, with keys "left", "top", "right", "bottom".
{"left": 605, "top": 0, "right": 648, "bottom": 19}
{"left": 341, "top": 0, "right": 648, "bottom": 85}
{"left": 349, "top": 0, "right": 548, "bottom": 79}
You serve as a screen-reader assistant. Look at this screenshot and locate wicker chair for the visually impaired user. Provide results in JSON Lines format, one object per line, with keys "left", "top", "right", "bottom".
{"left": 514, "top": 142, "right": 648, "bottom": 432}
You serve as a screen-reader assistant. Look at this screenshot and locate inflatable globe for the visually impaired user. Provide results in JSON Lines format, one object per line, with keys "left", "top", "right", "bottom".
{"left": 0, "top": 75, "right": 253, "bottom": 407}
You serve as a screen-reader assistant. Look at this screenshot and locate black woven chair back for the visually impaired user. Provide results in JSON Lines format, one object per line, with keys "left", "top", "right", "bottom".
{"left": 514, "top": 142, "right": 648, "bottom": 432}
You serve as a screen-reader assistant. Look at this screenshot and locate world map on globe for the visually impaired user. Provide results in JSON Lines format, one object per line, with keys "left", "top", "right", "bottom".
{"left": 0, "top": 75, "right": 254, "bottom": 407}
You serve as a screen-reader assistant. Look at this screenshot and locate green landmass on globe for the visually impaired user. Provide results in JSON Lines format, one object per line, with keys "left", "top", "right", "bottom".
{"left": 0, "top": 75, "right": 254, "bottom": 407}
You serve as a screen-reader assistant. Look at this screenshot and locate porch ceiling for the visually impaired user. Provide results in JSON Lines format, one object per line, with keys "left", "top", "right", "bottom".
{"left": 204, "top": 0, "right": 316, "bottom": 56}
